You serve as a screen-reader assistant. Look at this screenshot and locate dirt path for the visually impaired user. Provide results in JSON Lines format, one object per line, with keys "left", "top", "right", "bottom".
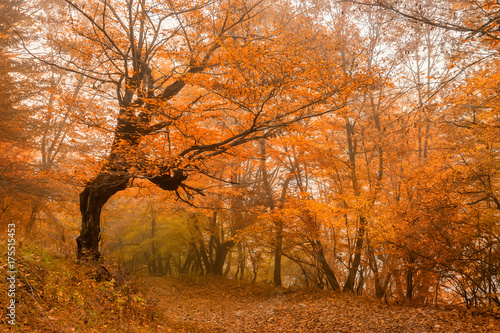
{"left": 135, "top": 276, "right": 500, "bottom": 333}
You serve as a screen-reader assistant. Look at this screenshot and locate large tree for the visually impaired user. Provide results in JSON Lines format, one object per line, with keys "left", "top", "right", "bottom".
{"left": 42, "top": 0, "right": 360, "bottom": 260}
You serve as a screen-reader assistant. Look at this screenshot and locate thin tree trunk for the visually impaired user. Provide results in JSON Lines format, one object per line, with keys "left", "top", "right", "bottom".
{"left": 26, "top": 204, "right": 38, "bottom": 234}
{"left": 182, "top": 249, "right": 195, "bottom": 274}
{"left": 312, "top": 240, "right": 341, "bottom": 291}
{"left": 224, "top": 251, "right": 232, "bottom": 276}
{"left": 273, "top": 221, "right": 283, "bottom": 286}
{"left": 342, "top": 120, "right": 366, "bottom": 292}
{"left": 368, "top": 244, "right": 392, "bottom": 299}
{"left": 343, "top": 217, "right": 366, "bottom": 292}
{"left": 356, "top": 269, "right": 364, "bottom": 295}
{"left": 237, "top": 243, "right": 245, "bottom": 280}
{"left": 407, "top": 255, "right": 415, "bottom": 300}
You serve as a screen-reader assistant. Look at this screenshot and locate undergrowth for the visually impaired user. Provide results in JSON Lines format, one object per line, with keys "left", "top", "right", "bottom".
{"left": 0, "top": 244, "right": 162, "bottom": 332}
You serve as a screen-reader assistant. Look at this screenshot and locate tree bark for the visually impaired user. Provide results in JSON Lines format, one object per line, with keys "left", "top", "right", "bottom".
{"left": 343, "top": 217, "right": 366, "bottom": 292}
{"left": 342, "top": 120, "right": 367, "bottom": 293}
{"left": 76, "top": 172, "right": 129, "bottom": 260}
{"left": 26, "top": 204, "right": 38, "bottom": 234}
{"left": 368, "top": 245, "right": 392, "bottom": 299}
{"left": 273, "top": 220, "right": 283, "bottom": 286}
{"left": 213, "top": 241, "right": 234, "bottom": 275}
{"left": 312, "top": 240, "right": 341, "bottom": 291}
{"left": 407, "top": 255, "right": 415, "bottom": 300}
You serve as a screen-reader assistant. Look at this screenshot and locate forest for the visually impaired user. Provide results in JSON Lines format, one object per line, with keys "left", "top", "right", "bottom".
{"left": 1, "top": 0, "right": 499, "bottom": 331}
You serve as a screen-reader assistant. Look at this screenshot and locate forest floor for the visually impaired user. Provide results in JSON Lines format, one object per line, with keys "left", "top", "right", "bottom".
{"left": 135, "top": 275, "right": 500, "bottom": 333}
{"left": 4, "top": 245, "right": 499, "bottom": 332}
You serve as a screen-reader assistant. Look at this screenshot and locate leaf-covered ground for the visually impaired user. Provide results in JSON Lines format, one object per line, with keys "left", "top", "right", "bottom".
{"left": 136, "top": 276, "right": 500, "bottom": 333}
{"left": 3, "top": 245, "right": 498, "bottom": 333}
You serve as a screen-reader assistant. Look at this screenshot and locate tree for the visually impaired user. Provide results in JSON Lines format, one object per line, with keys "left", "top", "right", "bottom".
{"left": 0, "top": 0, "right": 39, "bottom": 229}
{"left": 39, "top": 0, "right": 361, "bottom": 260}
{"left": 0, "top": 0, "right": 84, "bottom": 243}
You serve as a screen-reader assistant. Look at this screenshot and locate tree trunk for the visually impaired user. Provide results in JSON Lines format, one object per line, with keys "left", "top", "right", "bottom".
{"left": 356, "top": 269, "right": 364, "bottom": 295}
{"left": 368, "top": 245, "right": 392, "bottom": 299}
{"left": 214, "top": 241, "right": 234, "bottom": 275}
{"left": 76, "top": 172, "right": 129, "bottom": 260}
{"left": 26, "top": 204, "right": 38, "bottom": 234}
{"left": 407, "top": 255, "right": 415, "bottom": 300}
{"left": 342, "top": 120, "right": 366, "bottom": 292}
{"left": 273, "top": 219, "right": 283, "bottom": 286}
{"left": 237, "top": 243, "right": 245, "bottom": 280}
{"left": 181, "top": 249, "right": 195, "bottom": 274}
{"left": 199, "top": 241, "right": 212, "bottom": 274}
{"left": 165, "top": 254, "right": 172, "bottom": 276}
{"left": 312, "top": 240, "right": 341, "bottom": 291}
{"left": 343, "top": 217, "right": 366, "bottom": 292}
{"left": 223, "top": 251, "right": 232, "bottom": 276}
{"left": 259, "top": 139, "right": 290, "bottom": 287}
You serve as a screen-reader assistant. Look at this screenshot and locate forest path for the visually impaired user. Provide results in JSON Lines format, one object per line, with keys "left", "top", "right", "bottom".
{"left": 135, "top": 276, "right": 500, "bottom": 333}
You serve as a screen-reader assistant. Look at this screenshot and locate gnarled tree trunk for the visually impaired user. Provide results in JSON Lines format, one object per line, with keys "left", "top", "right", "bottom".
{"left": 76, "top": 168, "right": 187, "bottom": 260}
{"left": 77, "top": 172, "right": 129, "bottom": 260}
